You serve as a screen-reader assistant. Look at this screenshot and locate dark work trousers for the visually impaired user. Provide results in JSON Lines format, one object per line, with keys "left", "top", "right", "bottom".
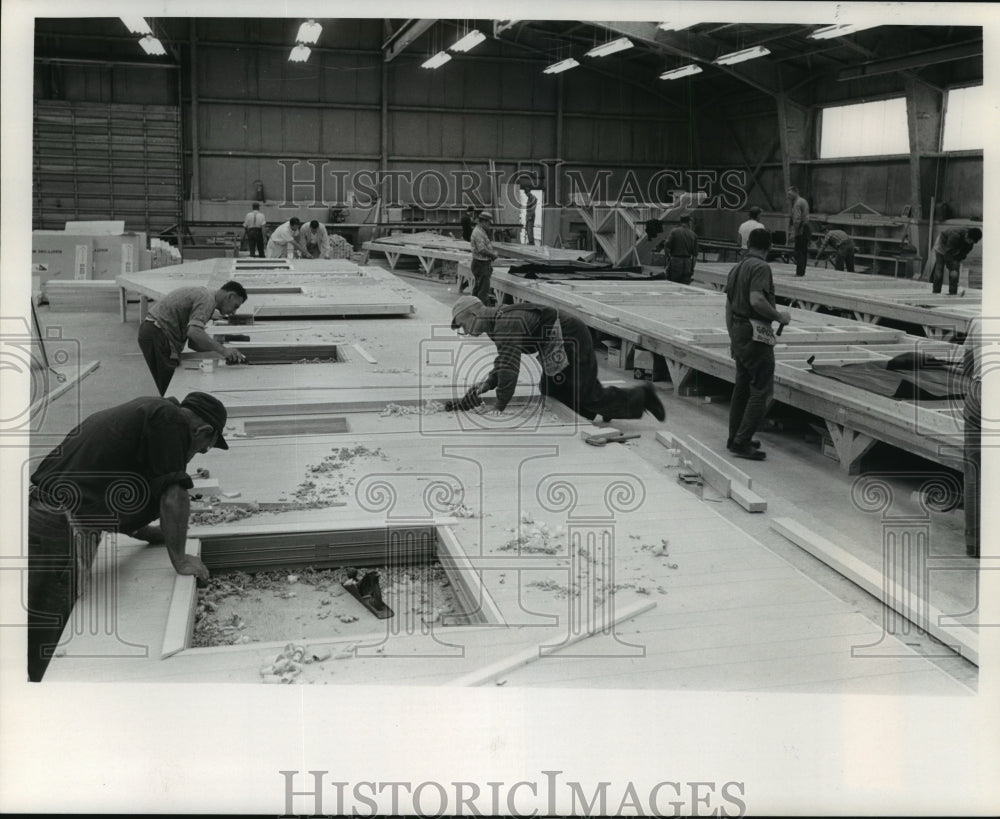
{"left": 964, "top": 377, "right": 981, "bottom": 558}
{"left": 930, "top": 252, "right": 960, "bottom": 295}
{"left": 541, "top": 318, "right": 647, "bottom": 421}
{"left": 137, "top": 320, "right": 177, "bottom": 396}
{"left": 247, "top": 227, "right": 265, "bottom": 257}
{"left": 666, "top": 257, "right": 693, "bottom": 284}
{"left": 793, "top": 230, "right": 811, "bottom": 276}
{"left": 524, "top": 214, "right": 536, "bottom": 245}
{"left": 727, "top": 322, "right": 775, "bottom": 445}
{"left": 834, "top": 242, "right": 856, "bottom": 272}
{"left": 471, "top": 259, "right": 494, "bottom": 305}
{"left": 27, "top": 498, "right": 78, "bottom": 682}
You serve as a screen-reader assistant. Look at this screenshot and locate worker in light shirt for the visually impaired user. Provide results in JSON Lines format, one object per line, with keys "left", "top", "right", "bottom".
{"left": 266, "top": 217, "right": 306, "bottom": 259}
{"left": 242, "top": 202, "right": 267, "bottom": 257}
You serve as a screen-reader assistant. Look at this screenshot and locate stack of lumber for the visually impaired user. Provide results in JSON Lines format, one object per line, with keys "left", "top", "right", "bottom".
{"left": 45, "top": 280, "right": 120, "bottom": 312}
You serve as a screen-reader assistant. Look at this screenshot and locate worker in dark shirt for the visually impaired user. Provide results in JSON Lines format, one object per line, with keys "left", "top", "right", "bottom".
{"left": 930, "top": 226, "right": 982, "bottom": 295}
{"left": 724, "top": 228, "right": 791, "bottom": 460}
{"left": 449, "top": 295, "right": 665, "bottom": 423}
{"left": 815, "top": 228, "right": 856, "bottom": 272}
{"left": 27, "top": 392, "right": 229, "bottom": 681}
{"left": 664, "top": 215, "right": 698, "bottom": 284}
{"left": 460, "top": 206, "right": 477, "bottom": 242}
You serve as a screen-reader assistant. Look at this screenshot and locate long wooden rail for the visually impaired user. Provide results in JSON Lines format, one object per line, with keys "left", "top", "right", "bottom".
{"left": 481, "top": 268, "right": 968, "bottom": 474}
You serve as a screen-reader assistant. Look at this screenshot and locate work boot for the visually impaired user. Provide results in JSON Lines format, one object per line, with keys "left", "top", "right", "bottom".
{"left": 727, "top": 438, "right": 761, "bottom": 451}
{"left": 730, "top": 442, "right": 766, "bottom": 460}
{"left": 642, "top": 382, "right": 666, "bottom": 422}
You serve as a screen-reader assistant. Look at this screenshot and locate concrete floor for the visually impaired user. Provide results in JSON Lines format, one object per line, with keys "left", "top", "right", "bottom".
{"left": 26, "top": 261, "right": 980, "bottom": 689}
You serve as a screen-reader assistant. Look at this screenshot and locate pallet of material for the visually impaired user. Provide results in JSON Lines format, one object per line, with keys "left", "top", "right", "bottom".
{"left": 45, "top": 280, "right": 121, "bottom": 312}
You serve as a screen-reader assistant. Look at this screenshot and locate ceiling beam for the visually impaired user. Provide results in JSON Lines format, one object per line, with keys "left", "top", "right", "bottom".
{"left": 591, "top": 20, "right": 808, "bottom": 108}
{"left": 383, "top": 19, "right": 437, "bottom": 63}
{"left": 837, "top": 39, "right": 982, "bottom": 81}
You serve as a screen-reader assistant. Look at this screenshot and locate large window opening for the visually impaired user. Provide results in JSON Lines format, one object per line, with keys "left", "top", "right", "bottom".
{"left": 820, "top": 97, "right": 909, "bottom": 158}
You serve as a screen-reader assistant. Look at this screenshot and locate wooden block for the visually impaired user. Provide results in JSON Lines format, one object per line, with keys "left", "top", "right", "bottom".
{"left": 730, "top": 484, "right": 767, "bottom": 513}
{"left": 191, "top": 478, "right": 221, "bottom": 498}
{"left": 685, "top": 437, "right": 753, "bottom": 490}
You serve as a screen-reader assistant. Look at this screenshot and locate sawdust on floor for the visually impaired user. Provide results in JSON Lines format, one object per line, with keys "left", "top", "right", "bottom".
{"left": 193, "top": 564, "right": 464, "bottom": 647}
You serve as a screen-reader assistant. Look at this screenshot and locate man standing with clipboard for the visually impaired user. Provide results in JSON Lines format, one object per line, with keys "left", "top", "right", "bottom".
{"left": 724, "top": 228, "right": 791, "bottom": 460}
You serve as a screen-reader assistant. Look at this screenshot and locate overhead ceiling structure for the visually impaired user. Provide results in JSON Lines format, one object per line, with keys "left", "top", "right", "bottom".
{"left": 31, "top": 17, "right": 982, "bottom": 106}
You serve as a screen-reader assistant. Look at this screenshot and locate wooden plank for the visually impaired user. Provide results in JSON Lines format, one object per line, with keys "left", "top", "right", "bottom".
{"left": 160, "top": 539, "right": 202, "bottom": 659}
{"left": 729, "top": 484, "right": 768, "bottom": 513}
{"left": 436, "top": 525, "right": 505, "bottom": 625}
{"left": 446, "top": 600, "right": 656, "bottom": 686}
{"left": 28, "top": 360, "right": 101, "bottom": 419}
{"left": 243, "top": 416, "right": 350, "bottom": 436}
{"left": 770, "top": 517, "right": 977, "bottom": 665}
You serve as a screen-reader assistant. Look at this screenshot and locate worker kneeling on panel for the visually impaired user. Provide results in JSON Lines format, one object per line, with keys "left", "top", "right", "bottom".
{"left": 138, "top": 280, "right": 249, "bottom": 396}
{"left": 447, "top": 295, "right": 666, "bottom": 424}
{"left": 26, "top": 392, "right": 229, "bottom": 682}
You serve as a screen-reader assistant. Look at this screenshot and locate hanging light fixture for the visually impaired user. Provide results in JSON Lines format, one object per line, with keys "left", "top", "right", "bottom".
{"left": 295, "top": 20, "right": 323, "bottom": 45}
{"left": 809, "top": 23, "right": 875, "bottom": 40}
{"left": 421, "top": 50, "right": 453, "bottom": 69}
{"left": 543, "top": 57, "right": 579, "bottom": 74}
{"left": 139, "top": 35, "right": 167, "bottom": 56}
{"left": 713, "top": 45, "right": 770, "bottom": 66}
{"left": 585, "top": 37, "right": 634, "bottom": 58}
{"left": 451, "top": 29, "right": 486, "bottom": 52}
{"left": 660, "top": 64, "right": 702, "bottom": 80}
{"left": 120, "top": 17, "right": 152, "bottom": 36}
{"left": 658, "top": 23, "right": 693, "bottom": 32}
{"left": 289, "top": 44, "right": 311, "bottom": 63}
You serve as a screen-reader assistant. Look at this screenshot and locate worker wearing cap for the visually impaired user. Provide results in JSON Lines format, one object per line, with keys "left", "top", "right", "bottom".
{"left": 138, "top": 280, "right": 249, "bottom": 396}
{"left": 815, "top": 228, "right": 856, "bottom": 272}
{"left": 26, "top": 392, "right": 230, "bottom": 681}
{"left": 449, "top": 295, "right": 666, "bottom": 423}
{"left": 469, "top": 211, "right": 499, "bottom": 305}
{"left": 520, "top": 184, "right": 538, "bottom": 246}
{"left": 664, "top": 215, "right": 698, "bottom": 284}
{"left": 266, "top": 217, "right": 306, "bottom": 259}
{"left": 930, "top": 226, "right": 982, "bottom": 295}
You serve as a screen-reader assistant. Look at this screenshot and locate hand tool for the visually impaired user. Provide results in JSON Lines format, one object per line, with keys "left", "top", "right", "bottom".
{"left": 584, "top": 432, "right": 640, "bottom": 447}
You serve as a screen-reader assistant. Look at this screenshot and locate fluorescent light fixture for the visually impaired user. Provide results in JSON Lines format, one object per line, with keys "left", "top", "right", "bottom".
{"left": 421, "top": 50, "right": 453, "bottom": 69}
{"left": 288, "top": 44, "right": 312, "bottom": 62}
{"left": 660, "top": 64, "right": 702, "bottom": 80}
{"left": 713, "top": 45, "right": 770, "bottom": 65}
{"left": 543, "top": 57, "right": 579, "bottom": 74}
{"left": 296, "top": 20, "right": 323, "bottom": 45}
{"left": 138, "top": 35, "right": 167, "bottom": 56}
{"left": 451, "top": 29, "right": 486, "bottom": 52}
{"left": 585, "top": 37, "right": 634, "bottom": 58}
{"left": 121, "top": 16, "right": 152, "bottom": 36}
{"left": 658, "top": 23, "right": 693, "bottom": 32}
{"left": 809, "top": 23, "right": 875, "bottom": 40}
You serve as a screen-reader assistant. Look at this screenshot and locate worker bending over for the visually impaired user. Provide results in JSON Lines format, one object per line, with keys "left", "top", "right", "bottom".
{"left": 27, "top": 392, "right": 228, "bottom": 681}
{"left": 930, "top": 226, "right": 981, "bottom": 295}
{"left": 138, "top": 280, "right": 249, "bottom": 395}
{"left": 267, "top": 217, "right": 305, "bottom": 258}
{"left": 815, "top": 229, "right": 855, "bottom": 272}
{"left": 449, "top": 295, "right": 665, "bottom": 424}
{"left": 300, "top": 219, "right": 331, "bottom": 259}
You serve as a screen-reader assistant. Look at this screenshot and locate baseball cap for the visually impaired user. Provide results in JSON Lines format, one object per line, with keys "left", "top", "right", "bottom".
{"left": 180, "top": 392, "right": 229, "bottom": 449}
{"left": 451, "top": 295, "right": 482, "bottom": 329}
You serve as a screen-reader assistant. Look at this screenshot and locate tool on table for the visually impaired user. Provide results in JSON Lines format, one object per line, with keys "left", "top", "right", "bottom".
{"left": 444, "top": 381, "right": 487, "bottom": 412}
{"left": 342, "top": 568, "right": 394, "bottom": 619}
{"left": 584, "top": 431, "right": 640, "bottom": 447}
